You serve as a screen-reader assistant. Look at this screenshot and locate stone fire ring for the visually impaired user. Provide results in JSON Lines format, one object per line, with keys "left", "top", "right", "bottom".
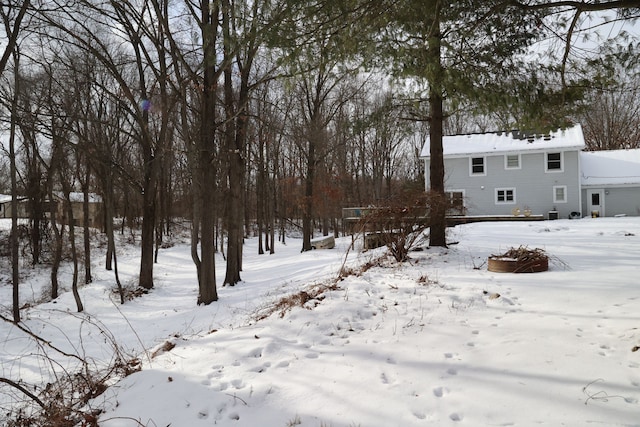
{"left": 488, "top": 256, "right": 549, "bottom": 273}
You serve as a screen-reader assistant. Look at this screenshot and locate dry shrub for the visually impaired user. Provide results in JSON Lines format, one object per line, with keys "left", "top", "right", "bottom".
{"left": 253, "top": 282, "right": 340, "bottom": 321}
{"left": 359, "top": 192, "right": 432, "bottom": 262}
{"left": 0, "top": 314, "right": 141, "bottom": 427}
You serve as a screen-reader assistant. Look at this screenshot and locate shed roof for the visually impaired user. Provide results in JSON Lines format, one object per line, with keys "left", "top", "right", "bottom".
{"left": 580, "top": 149, "right": 640, "bottom": 187}
{"left": 420, "top": 124, "right": 585, "bottom": 158}
{"left": 53, "top": 192, "right": 103, "bottom": 203}
{"left": 0, "top": 194, "right": 27, "bottom": 204}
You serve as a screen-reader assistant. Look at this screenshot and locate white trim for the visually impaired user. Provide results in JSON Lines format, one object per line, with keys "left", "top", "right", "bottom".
{"left": 469, "top": 156, "right": 486, "bottom": 176}
{"left": 545, "top": 151, "right": 564, "bottom": 173}
{"left": 586, "top": 189, "right": 605, "bottom": 217}
{"left": 582, "top": 183, "right": 640, "bottom": 189}
{"left": 445, "top": 189, "right": 466, "bottom": 214}
{"left": 553, "top": 185, "right": 567, "bottom": 203}
{"left": 495, "top": 187, "right": 516, "bottom": 205}
{"left": 504, "top": 153, "right": 521, "bottom": 170}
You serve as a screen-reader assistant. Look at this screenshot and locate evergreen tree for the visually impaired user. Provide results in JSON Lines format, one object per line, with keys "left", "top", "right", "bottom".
{"left": 375, "top": 1, "right": 545, "bottom": 246}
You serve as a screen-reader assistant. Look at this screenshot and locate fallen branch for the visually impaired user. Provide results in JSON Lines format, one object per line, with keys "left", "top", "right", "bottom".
{"left": 0, "top": 377, "right": 47, "bottom": 410}
{"left": 0, "top": 312, "right": 85, "bottom": 363}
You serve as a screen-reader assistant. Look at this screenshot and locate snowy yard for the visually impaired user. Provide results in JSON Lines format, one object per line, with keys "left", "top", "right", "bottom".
{"left": 1, "top": 217, "right": 639, "bottom": 426}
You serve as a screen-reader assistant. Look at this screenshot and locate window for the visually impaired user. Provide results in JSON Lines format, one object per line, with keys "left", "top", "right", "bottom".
{"left": 445, "top": 190, "right": 465, "bottom": 215}
{"left": 505, "top": 154, "right": 520, "bottom": 169}
{"left": 496, "top": 188, "right": 516, "bottom": 204}
{"left": 553, "top": 185, "right": 567, "bottom": 203}
{"left": 546, "top": 152, "right": 563, "bottom": 172}
{"left": 470, "top": 157, "right": 485, "bottom": 175}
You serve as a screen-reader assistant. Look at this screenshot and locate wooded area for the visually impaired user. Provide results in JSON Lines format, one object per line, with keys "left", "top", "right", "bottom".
{"left": 1, "top": 0, "right": 640, "bottom": 317}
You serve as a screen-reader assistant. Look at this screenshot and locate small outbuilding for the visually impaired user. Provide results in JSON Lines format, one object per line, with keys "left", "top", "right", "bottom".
{"left": 580, "top": 149, "right": 640, "bottom": 217}
{"left": 0, "top": 194, "right": 29, "bottom": 219}
{"left": 54, "top": 192, "right": 104, "bottom": 229}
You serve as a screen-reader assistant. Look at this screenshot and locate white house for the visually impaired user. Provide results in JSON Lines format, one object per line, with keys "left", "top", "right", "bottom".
{"left": 420, "top": 124, "right": 640, "bottom": 219}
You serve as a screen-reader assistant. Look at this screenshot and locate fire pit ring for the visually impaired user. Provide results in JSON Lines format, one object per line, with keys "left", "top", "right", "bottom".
{"left": 488, "top": 247, "right": 549, "bottom": 273}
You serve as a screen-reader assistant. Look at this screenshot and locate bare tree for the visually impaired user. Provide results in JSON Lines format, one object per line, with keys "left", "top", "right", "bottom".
{"left": 8, "top": 50, "right": 21, "bottom": 323}
{"left": 581, "top": 85, "right": 640, "bottom": 150}
{"left": 0, "top": 0, "right": 30, "bottom": 77}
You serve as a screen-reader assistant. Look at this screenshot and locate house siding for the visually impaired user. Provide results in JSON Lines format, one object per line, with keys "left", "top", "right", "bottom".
{"left": 581, "top": 186, "right": 640, "bottom": 217}
{"left": 426, "top": 150, "right": 582, "bottom": 218}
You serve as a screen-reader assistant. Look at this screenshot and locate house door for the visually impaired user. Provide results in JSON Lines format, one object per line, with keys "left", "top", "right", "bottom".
{"left": 587, "top": 189, "right": 605, "bottom": 217}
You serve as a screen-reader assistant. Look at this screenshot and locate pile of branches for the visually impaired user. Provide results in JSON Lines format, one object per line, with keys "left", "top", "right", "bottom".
{"left": 491, "top": 246, "right": 548, "bottom": 262}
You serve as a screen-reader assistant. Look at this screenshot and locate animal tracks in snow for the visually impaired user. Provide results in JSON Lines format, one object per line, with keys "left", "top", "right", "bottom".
{"left": 433, "top": 386, "right": 449, "bottom": 397}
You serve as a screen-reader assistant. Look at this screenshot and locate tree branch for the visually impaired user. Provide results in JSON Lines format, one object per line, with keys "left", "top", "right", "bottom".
{"left": 510, "top": 0, "right": 640, "bottom": 12}
{"left": 0, "top": 377, "right": 47, "bottom": 410}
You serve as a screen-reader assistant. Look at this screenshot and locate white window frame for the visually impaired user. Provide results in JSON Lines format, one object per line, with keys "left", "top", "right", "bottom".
{"left": 504, "top": 154, "right": 521, "bottom": 170}
{"left": 469, "top": 156, "right": 486, "bottom": 176}
{"left": 495, "top": 187, "right": 516, "bottom": 205}
{"left": 445, "top": 189, "right": 466, "bottom": 214}
{"left": 553, "top": 185, "right": 567, "bottom": 203}
{"left": 545, "top": 151, "right": 563, "bottom": 173}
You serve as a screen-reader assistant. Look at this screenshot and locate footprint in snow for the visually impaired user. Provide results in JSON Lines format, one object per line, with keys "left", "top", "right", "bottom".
{"left": 413, "top": 411, "right": 427, "bottom": 420}
{"left": 208, "top": 369, "right": 224, "bottom": 379}
{"left": 249, "top": 362, "right": 271, "bottom": 373}
{"left": 380, "top": 373, "right": 390, "bottom": 384}
{"left": 449, "top": 412, "right": 463, "bottom": 422}
{"left": 433, "top": 386, "right": 449, "bottom": 397}
{"left": 231, "top": 379, "right": 245, "bottom": 389}
{"left": 247, "top": 347, "right": 263, "bottom": 358}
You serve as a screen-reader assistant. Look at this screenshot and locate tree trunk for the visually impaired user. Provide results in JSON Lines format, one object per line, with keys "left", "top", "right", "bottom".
{"left": 9, "top": 52, "right": 20, "bottom": 323}
{"left": 138, "top": 160, "right": 156, "bottom": 290}
{"left": 103, "top": 183, "right": 124, "bottom": 303}
{"left": 222, "top": 0, "right": 246, "bottom": 286}
{"left": 63, "top": 193, "right": 84, "bottom": 313}
{"left": 257, "top": 136, "right": 265, "bottom": 255}
{"left": 49, "top": 192, "right": 63, "bottom": 301}
{"left": 301, "top": 127, "right": 316, "bottom": 252}
{"left": 427, "top": 2, "right": 447, "bottom": 247}
{"left": 104, "top": 182, "right": 114, "bottom": 271}
{"left": 82, "top": 165, "right": 92, "bottom": 284}
{"left": 195, "top": 0, "right": 219, "bottom": 304}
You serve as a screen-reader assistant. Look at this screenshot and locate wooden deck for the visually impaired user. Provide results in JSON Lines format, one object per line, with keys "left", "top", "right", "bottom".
{"left": 342, "top": 207, "right": 546, "bottom": 234}
{"left": 446, "top": 214, "right": 545, "bottom": 226}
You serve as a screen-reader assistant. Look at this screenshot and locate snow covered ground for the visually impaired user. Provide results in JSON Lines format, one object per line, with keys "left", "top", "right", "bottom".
{"left": 1, "top": 217, "right": 640, "bottom": 426}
